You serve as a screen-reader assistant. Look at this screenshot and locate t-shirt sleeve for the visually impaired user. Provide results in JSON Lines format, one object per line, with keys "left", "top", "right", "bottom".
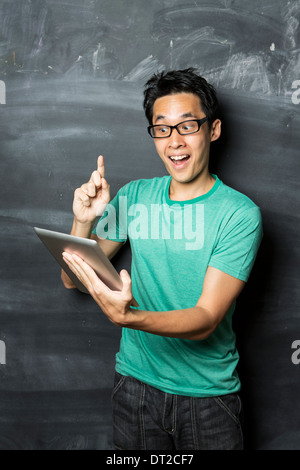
{"left": 92, "top": 185, "right": 128, "bottom": 243}
{"left": 208, "top": 205, "right": 263, "bottom": 282}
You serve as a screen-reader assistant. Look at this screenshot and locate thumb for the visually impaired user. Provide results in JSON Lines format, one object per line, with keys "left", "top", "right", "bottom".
{"left": 120, "top": 269, "right": 131, "bottom": 286}
{"left": 95, "top": 178, "right": 110, "bottom": 217}
{"left": 120, "top": 269, "right": 132, "bottom": 296}
{"left": 101, "top": 177, "right": 110, "bottom": 202}
{"left": 120, "top": 270, "right": 139, "bottom": 307}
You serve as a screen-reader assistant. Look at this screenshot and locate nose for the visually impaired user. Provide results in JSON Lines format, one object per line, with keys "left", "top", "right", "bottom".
{"left": 168, "top": 128, "right": 186, "bottom": 148}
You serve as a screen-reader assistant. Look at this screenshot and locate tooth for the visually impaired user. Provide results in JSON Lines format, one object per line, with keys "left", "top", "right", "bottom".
{"left": 171, "top": 155, "right": 188, "bottom": 161}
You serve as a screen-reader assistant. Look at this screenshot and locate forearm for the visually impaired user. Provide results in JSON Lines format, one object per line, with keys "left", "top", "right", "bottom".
{"left": 62, "top": 253, "right": 242, "bottom": 338}
{"left": 70, "top": 217, "right": 95, "bottom": 238}
{"left": 120, "top": 306, "right": 217, "bottom": 341}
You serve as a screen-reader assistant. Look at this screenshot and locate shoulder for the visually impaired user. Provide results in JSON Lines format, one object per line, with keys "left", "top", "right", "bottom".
{"left": 218, "top": 178, "right": 257, "bottom": 207}
{"left": 212, "top": 178, "right": 263, "bottom": 237}
{"left": 217, "top": 179, "right": 261, "bottom": 215}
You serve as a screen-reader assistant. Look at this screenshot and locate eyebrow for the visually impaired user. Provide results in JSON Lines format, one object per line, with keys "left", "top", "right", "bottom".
{"left": 154, "top": 112, "right": 197, "bottom": 124}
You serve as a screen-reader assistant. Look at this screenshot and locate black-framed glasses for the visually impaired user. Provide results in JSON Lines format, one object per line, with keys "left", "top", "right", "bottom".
{"left": 147, "top": 117, "right": 208, "bottom": 138}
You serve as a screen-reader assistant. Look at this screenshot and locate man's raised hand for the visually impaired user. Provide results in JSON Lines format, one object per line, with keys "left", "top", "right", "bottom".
{"left": 72, "top": 155, "right": 110, "bottom": 225}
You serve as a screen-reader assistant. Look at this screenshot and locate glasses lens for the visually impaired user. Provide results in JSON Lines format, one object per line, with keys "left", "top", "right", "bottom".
{"left": 150, "top": 125, "right": 170, "bottom": 138}
{"left": 178, "top": 120, "right": 199, "bottom": 134}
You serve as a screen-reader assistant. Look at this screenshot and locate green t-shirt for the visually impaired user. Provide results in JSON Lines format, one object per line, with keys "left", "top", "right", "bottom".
{"left": 93, "top": 175, "right": 263, "bottom": 397}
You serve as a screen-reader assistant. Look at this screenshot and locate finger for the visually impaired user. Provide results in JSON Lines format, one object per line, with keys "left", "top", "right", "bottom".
{"left": 63, "top": 252, "right": 96, "bottom": 292}
{"left": 119, "top": 270, "right": 138, "bottom": 306}
{"left": 81, "top": 182, "right": 97, "bottom": 198}
{"left": 120, "top": 270, "right": 134, "bottom": 301}
{"left": 97, "top": 155, "right": 105, "bottom": 178}
{"left": 94, "top": 178, "right": 110, "bottom": 217}
{"left": 63, "top": 252, "right": 108, "bottom": 295}
{"left": 74, "top": 187, "right": 91, "bottom": 207}
{"left": 87, "top": 181, "right": 97, "bottom": 197}
{"left": 62, "top": 252, "right": 87, "bottom": 285}
{"left": 90, "top": 170, "right": 101, "bottom": 188}
{"left": 100, "top": 177, "right": 110, "bottom": 202}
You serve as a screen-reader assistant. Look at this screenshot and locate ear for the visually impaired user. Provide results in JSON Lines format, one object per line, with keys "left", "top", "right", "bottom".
{"left": 210, "top": 119, "right": 221, "bottom": 142}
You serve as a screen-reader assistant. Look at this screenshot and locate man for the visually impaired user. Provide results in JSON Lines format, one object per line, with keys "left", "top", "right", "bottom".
{"left": 61, "top": 68, "right": 263, "bottom": 450}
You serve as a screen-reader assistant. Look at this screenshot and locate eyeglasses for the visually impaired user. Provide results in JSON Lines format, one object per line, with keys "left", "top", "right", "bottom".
{"left": 147, "top": 117, "right": 208, "bottom": 138}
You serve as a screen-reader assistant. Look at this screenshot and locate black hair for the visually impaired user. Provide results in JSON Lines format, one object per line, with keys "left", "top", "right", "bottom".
{"left": 143, "top": 68, "right": 219, "bottom": 128}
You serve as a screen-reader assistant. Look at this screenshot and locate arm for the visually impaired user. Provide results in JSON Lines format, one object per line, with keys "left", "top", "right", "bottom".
{"left": 61, "top": 252, "right": 245, "bottom": 341}
{"left": 125, "top": 266, "right": 245, "bottom": 340}
{"left": 61, "top": 155, "right": 123, "bottom": 289}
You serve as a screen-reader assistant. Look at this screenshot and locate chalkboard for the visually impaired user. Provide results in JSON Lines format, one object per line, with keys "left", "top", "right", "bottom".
{"left": 0, "top": 0, "right": 299, "bottom": 450}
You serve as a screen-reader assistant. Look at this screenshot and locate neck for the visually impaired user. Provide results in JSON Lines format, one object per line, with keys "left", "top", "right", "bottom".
{"left": 169, "top": 171, "right": 215, "bottom": 201}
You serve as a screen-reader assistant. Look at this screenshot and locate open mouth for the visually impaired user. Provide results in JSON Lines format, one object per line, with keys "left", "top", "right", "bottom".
{"left": 168, "top": 154, "right": 191, "bottom": 166}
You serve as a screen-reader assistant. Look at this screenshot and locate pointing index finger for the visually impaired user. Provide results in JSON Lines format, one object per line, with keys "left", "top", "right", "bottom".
{"left": 97, "top": 155, "right": 105, "bottom": 178}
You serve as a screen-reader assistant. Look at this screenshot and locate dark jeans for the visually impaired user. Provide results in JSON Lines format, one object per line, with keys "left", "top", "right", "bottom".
{"left": 112, "top": 372, "right": 244, "bottom": 450}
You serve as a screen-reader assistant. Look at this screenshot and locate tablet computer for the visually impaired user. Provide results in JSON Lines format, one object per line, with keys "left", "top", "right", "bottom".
{"left": 34, "top": 227, "right": 123, "bottom": 294}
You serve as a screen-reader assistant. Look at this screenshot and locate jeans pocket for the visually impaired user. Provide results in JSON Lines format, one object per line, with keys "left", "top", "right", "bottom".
{"left": 111, "top": 371, "right": 127, "bottom": 399}
{"left": 213, "top": 394, "right": 242, "bottom": 425}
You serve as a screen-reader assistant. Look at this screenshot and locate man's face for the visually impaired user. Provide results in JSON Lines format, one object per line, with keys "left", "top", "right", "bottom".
{"left": 152, "top": 93, "right": 220, "bottom": 186}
